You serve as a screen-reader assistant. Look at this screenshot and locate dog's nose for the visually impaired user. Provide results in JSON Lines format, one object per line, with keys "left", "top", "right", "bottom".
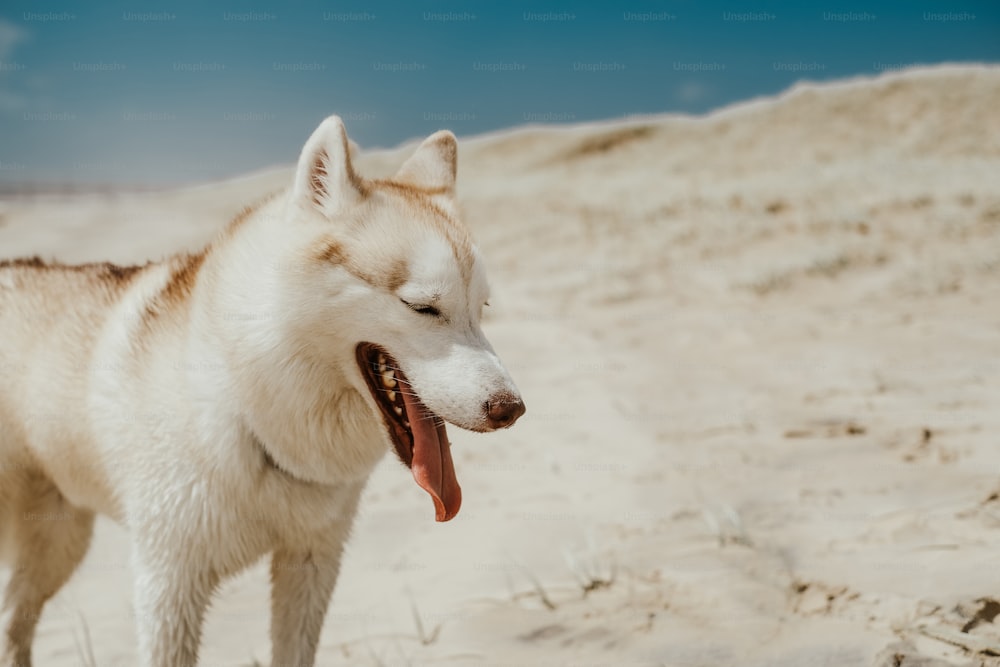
{"left": 486, "top": 397, "right": 526, "bottom": 429}
{"left": 485, "top": 394, "right": 526, "bottom": 430}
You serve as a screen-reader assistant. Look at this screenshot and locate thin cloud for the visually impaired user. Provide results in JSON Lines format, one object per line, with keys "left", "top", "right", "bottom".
{"left": 0, "top": 90, "right": 28, "bottom": 111}
{"left": 0, "top": 18, "right": 31, "bottom": 113}
{"left": 0, "top": 18, "right": 28, "bottom": 60}
{"left": 675, "top": 82, "right": 711, "bottom": 104}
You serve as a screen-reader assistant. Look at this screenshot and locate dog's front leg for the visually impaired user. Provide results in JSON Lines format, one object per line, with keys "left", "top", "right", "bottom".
{"left": 270, "top": 484, "right": 363, "bottom": 667}
{"left": 131, "top": 547, "right": 219, "bottom": 667}
{"left": 269, "top": 547, "right": 344, "bottom": 667}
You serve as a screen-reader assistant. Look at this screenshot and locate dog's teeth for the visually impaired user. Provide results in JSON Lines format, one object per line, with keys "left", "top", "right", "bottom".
{"left": 381, "top": 369, "right": 397, "bottom": 388}
{"left": 404, "top": 420, "right": 410, "bottom": 429}
{"left": 386, "top": 389, "right": 396, "bottom": 402}
{"left": 394, "top": 406, "right": 403, "bottom": 416}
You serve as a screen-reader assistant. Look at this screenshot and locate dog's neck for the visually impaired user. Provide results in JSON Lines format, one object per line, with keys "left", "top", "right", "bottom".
{"left": 185, "top": 197, "right": 388, "bottom": 485}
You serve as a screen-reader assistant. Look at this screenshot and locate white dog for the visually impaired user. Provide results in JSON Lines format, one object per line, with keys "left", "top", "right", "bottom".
{"left": 0, "top": 116, "right": 525, "bottom": 666}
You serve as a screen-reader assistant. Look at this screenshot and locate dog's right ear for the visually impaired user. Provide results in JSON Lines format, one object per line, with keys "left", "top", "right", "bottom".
{"left": 292, "top": 116, "right": 365, "bottom": 216}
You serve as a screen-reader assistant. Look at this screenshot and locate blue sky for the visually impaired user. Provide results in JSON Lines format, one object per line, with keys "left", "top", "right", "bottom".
{"left": 0, "top": 1, "right": 997, "bottom": 187}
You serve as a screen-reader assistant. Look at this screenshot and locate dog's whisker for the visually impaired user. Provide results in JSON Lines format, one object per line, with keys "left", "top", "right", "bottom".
{"left": 376, "top": 385, "right": 423, "bottom": 397}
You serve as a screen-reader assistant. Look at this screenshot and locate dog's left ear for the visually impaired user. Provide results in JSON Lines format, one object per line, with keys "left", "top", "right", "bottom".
{"left": 292, "top": 115, "right": 365, "bottom": 216}
{"left": 394, "top": 130, "right": 458, "bottom": 195}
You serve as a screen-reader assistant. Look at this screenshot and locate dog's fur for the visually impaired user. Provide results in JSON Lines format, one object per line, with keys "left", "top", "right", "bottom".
{"left": 0, "top": 117, "right": 524, "bottom": 666}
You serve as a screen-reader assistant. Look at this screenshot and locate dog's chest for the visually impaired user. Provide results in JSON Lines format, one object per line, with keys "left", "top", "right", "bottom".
{"left": 236, "top": 424, "right": 381, "bottom": 542}
{"left": 201, "top": 473, "right": 365, "bottom": 572}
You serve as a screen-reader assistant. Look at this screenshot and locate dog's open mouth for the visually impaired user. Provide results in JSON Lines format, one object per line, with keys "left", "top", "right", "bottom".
{"left": 356, "top": 342, "right": 461, "bottom": 522}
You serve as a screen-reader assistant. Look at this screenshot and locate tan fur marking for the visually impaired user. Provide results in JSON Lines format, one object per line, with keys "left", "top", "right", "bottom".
{"left": 372, "top": 180, "right": 451, "bottom": 198}
{"left": 315, "top": 239, "right": 345, "bottom": 265}
{"left": 341, "top": 262, "right": 383, "bottom": 291}
{"left": 348, "top": 166, "right": 369, "bottom": 197}
{"left": 0, "top": 256, "right": 47, "bottom": 270}
{"left": 0, "top": 256, "right": 147, "bottom": 291}
{"left": 368, "top": 180, "right": 476, "bottom": 282}
{"left": 101, "top": 263, "right": 145, "bottom": 284}
{"left": 224, "top": 191, "right": 282, "bottom": 238}
{"left": 347, "top": 174, "right": 371, "bottom": 199}
{"left": 161, "top": 252, "right": 207, "bottom": 305}
{"left": 337, "top": 264, "right": 372, "bottom": 287}
{"left": 385, "top": 258, "right": 409, "bottom": 292}
{"left": 140, "top": 251, "right": 207, "bottom": 327}
{"left": 310, "top": 238, "right": 376, "bottom": 288}
{"left": 313, "top": 245, "right": 407, "bottom": 293}
{"left": 226, "top": 205, "right": 260, "bottom": 237}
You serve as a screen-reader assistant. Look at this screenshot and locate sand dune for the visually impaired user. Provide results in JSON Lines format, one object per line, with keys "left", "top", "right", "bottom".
{"left": 2, "top": 64, "right": 1000, "bottom": 666}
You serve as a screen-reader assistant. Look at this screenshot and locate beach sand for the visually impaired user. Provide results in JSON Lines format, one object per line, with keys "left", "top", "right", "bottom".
{"left": 1, "top": 64, "right": 999, "bottom": 666}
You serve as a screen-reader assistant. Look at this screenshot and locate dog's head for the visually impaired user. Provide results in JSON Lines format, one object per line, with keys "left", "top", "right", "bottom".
{"left": 276, "top": 116, "right": 525, "bottom": 521}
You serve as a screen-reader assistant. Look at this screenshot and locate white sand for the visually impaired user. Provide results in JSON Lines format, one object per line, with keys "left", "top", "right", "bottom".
{"left": 2, "top": 64, "right": 1000, "bottom": 666}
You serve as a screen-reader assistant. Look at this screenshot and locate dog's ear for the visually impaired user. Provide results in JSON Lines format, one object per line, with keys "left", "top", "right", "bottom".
{"left": 292, "top": 115, "right": 365, "bottom": 216}
{"left": 394, "top": 130, "right": 457, "bottom": 195}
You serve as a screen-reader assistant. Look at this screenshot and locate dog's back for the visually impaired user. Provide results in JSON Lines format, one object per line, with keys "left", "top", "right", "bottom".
{"left": 0, "top": 257, "right": 145, "bottom": 429}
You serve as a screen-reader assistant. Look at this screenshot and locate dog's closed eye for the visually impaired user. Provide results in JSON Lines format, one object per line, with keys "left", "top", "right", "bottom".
{"left": 401, "top": 300, "right": 441, "bottom": 317}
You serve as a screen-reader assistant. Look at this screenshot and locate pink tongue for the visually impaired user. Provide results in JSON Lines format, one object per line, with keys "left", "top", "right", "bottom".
{"left": 401, "top": 387, "right": 462, "bottom": 522}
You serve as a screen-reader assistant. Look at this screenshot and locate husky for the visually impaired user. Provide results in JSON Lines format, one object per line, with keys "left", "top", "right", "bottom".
{"left": 0, "top": 116, "right": 526, "bottom": 666}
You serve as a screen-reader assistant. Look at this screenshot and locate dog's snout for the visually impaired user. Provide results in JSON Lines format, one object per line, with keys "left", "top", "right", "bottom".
{"left": 485, "top": 393, "right": 526, "bottom": 430}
